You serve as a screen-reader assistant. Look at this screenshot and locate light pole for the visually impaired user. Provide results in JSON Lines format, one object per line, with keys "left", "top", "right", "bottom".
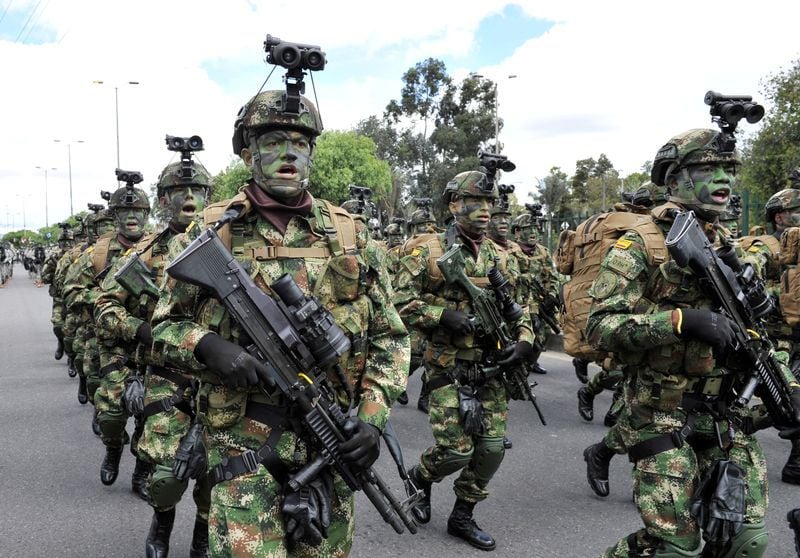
{"left": 53, "top": 139, "right": 85, "bottom": 216}
{"left": 92, "top": 80, "right": 140, "bottom": 169}
{"left": 469, "top": 73, "right": 517, "bottom": 153}
{"left": 35, "top": 166, "right": 57, "bottom": 227}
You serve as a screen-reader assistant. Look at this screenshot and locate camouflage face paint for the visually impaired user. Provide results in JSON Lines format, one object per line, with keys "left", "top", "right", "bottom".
{"left": 115, "top": 208, "right": 148, "bottom": 240}
{"left": 165, "top": 185, "right": 207, "bottom": 226}
{"left": 685, "top": 163, "right": 735, "bottom": 208}
{"left": 252, "top": 130, "right": 312, "bottom": 200}
{"left": 515, "top": 225, "right": 536, "bottom": 245}
{"left": 453, "top": 196, "right": 492, "bottom": 235}
{"left": 95, "top": 219, "right": 116, "bottom": 237}
{"left": 413, "top": 222, "right": 434, "bottom": 234}
{"left": 489, "top": 213, "right": 510, "bottom": 239}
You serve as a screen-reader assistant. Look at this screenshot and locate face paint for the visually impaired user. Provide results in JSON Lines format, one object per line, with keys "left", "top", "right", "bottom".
{"left": 452, "top": 196, "right": 492, "bottom": 235}
{"left": 781, "top": 207, "right": 800, "bottom": 229}
{"left": 115, "top": 208, "right": 149, "bottom": 241}
{"left": 164, "top": 185, "right": 207, "bottom": 226}
{"left": 686, "top": 163, "right": 735, "bottom": 206}
{"left": 251, "top": 130, "right": 312, "bottom": 200}
{"left": 95, "top": 219, "right": 116, "bottom": 237}
{"left": 489, "top": 213, "right": 510, "bottom": 240}
{"left": 387, "top": 234, "right": 404, "bottom": 247}
{"left": 413, "top": 222, "right": 434, "bottom": 234}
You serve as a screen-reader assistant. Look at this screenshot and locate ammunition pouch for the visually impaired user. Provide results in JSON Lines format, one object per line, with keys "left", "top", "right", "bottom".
{"left": 148, "top": 464, "right": 189, "bottom": 511}
{"left": 690, "top": 459, "right": 747, "bottom": 548}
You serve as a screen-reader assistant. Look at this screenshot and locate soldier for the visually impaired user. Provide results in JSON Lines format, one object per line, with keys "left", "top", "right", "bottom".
{"left": 511, "top": 212, "right": 555, "bottom": 374}
{"left": 151, "top": 89, "right": 409, "bottom": 556}
{"left": 95, "top": 154, "right": 213, "bottom": 557}
{"left": 407, "top": 208, "right": 437, "bottom": 235}
{"left": 41, "top": 225, "right": 74, "bottom": 360}
{"left": 396, "top": 170, "right": 535, "bottom": 551}
{"left": 587, "top": 128, "right": 800, "bottom": 557}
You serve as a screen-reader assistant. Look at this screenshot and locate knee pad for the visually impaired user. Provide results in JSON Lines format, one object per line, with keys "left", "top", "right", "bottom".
{"left": 98, "top": 411, "right": 127, "bottom": 442}
{"left": 148, "top": 464, "right": 189, "bottom": 510}
{"left": 651, "top": 540, "right": 702, "bottom": 557}
{"left": 472, "top": 435, "right": 505, "bottom": 482}
{"left": 724, "top": 522, "right": 768, "bottom": 558}
{"left": 434, "top": 448, "right": 474, "bottom": 476}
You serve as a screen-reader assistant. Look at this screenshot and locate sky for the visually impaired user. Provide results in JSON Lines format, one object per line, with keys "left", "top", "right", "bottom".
{"left": 1, "top": 0, "right": 799, "bottom": 234}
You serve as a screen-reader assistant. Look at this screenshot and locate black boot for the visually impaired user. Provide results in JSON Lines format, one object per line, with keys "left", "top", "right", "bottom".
{"left": 788, "top": 508, "right": 800, "bottom": 557}
{"left": 782, "top": 438, "right": 800, "bottom": 485}
{"left": 92, "top": 409, "right": 101, "bottom": 436}
{"left": 408, "top": 465, "right": 432, "bottom": 524}
{"left": 502, "top": 436, "right": 512, "bottom": 450}
{"left": 67, "top": 356, "right": 78, "bottom": 378}
{"left": 397, "top": 391, "right": 409, "bottom": 405}
{"left": 573, "top": 358, "right": 589, "bottom": 384}
{"left": 54, "top": 338, "right": 64, "bottom": 360}
{"left": 101, "top": 446, "right": 124, "bottom": 485}
{"left": 447, "top": 498, "right": 496, "bottom": 551}
{"left": 531, "top": 362, "right": 547, "bottom": 374}
{"left": 417, "top": 385, "right": 430, "bottom": 414}
{"left": 577, "top": 387, "right": 594, "bottom": 421}
{"left": 132, "top": 458, "right": 152, "bottom": 501}
{"left": 189, "top": 516, "right": 210, "bottom": 558}
{"left": 583, "top": 441, "right": 615, "bottom": 497}
{"left": 603, "top": 406, "right": 620, "bottom": 428}
{"left": 77, "top": 376, "right": 88, "bottom": 405}
{"left": 145, "top": 508, "right": 176, "bottom": 558}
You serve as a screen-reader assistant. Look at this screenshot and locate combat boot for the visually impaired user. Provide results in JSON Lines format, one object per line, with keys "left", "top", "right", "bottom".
{"left": 577, "top": 387, "right": 595, "bottom": 421}
{"left": 447, "top": 498, "right": 496, "bottom": 551}
{"left": 573, "top": 358, "right": 589, "bottom": 384}
{"left": 131, "top": 458, "right": 152, "bottom": 501}
{"left": 54, "top": 338, "right": 64, "bottom": 360}
{"left": 502, "top": 436, "right": 512, "bottom": 450}
{"left": 100, "top": 446, "right": 124, "bottom": 485}
{"left": 397, "top": 390, "right": 409, "bottom": 405}
{"left": 603, "top": 407, "right": 620, "bottom": 428}
{"left": 67, "top": 355, "right": 78, "bottom": 378}
{"left": 91, "top": 409, "right": 101, "bottom": 436}
{"left": 145, "top": 508, "right": 176, "bottom": 558}
{"left": 77, "top": 376, "right": 88, "bottom": 405}
{"left": 782, "top": 438, "right": 800, "bottom": 485}
{"left": 408, "top": 465, "right": 432, "bottom": 524}
{"left": 189, "top": 516, "right": 210, "bottom": 558}
{"left": 417, "top": 385, "right": 430, "bottom": 414}
{"left": 583, "top": 441, "right": 615, "bottom": 497}
{"left": 531, "top": 362, "right": 547, "bottom": 374}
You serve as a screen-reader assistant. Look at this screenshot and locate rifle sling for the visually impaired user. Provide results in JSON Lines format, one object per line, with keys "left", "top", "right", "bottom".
{"left": 628, "top": 415, "right": 696, "bottom": 463}
{"left": 141, "top": 366, "right": 195, "bottom": 420}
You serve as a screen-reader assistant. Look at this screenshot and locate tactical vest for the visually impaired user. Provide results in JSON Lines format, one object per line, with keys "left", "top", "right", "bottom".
{"left": 400, "top": 232, "right": 491, "bottom": 288}
{"left": 778, "top": 228, "right": 800, "bottom": 327}
{"left": 740, "top": 233, "right": 781, "bottom": 280}
{"left": 91, "top": 233, "right": 124, "bottom": 275}
{"left": 559, "top": 207, "right": 668, "bottom": 362}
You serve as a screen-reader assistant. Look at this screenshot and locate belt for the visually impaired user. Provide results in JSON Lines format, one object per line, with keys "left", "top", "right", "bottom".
{"left": 628, "top": 415, "right": 696, "bottom": 463}
{"left": 141, "top": 365, "right": 195, "bottom": 420}
{"left": 684, "top": 376, "right": 724, "bottom": 397}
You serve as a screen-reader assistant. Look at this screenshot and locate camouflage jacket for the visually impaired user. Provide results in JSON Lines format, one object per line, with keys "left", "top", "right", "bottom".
{"left": 40, "top": 248, "right": 63, "bottom": 288}
{"left": 151, "top": 192, "right": 409, "bottom": 431}
{"left": 393, "top": 226, "right": 534, "bottom": 351}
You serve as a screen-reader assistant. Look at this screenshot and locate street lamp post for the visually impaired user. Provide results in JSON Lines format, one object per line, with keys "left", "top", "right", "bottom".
{"left": 53, "top": 139, "right": 85, "bottom": 217}
{"left": 35, "top": 166, "right": 57, "bottom": 227}
{"left": 92, "top": 80, "right": 140, "bottom": 169}
{"left": 469, "top": 73, "right": 517, "bottom": 153}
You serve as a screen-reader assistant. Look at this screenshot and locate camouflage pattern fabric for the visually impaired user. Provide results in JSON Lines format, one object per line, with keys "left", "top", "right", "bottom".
{"left": 152, "top": 191, "right": 409, "bottom": 555}
{"left": 393, "top": 229, "right": 533, "bottom": 502}
{"left": 518, "top": 240, "right": 558, "bottom": 344}
{"left": 587, "top": 207, "right": 772, "bottom": 555}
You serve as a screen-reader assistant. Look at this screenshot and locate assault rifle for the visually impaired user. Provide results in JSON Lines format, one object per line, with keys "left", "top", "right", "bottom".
{"left": 113, "top": 228, "right": 172, "bottom": 300}
{"left": 665, "top": 210, "right": 798, "bottom": 428}
{"left": 165, "top": 213, "right": 420, "bottom": 535}
{"left": 437, "top": 243, "right": 546, "bottom": 425}
{"left": 528, "top": 274, "right": 561, "bottom": 336}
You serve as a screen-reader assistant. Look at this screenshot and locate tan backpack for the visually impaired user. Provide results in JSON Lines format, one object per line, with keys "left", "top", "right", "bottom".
{"left": 561, "top": 210, "right": 667, "bottom": 361}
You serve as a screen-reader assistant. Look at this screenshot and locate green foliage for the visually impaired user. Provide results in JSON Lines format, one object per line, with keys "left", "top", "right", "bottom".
{"left": 533, "top": 167, "right": 570, "bottom": 217}
{"left": 3, "top": 229, "right": 43, "bottom": 246}
{"left": 740, "top": 58, "right": 800, "bottom": 199}
{"left": 211, "top": 159, "right": 251, "bottom": 203}
{"left": 308, "top": 131, "right": 392, "bottom": 205}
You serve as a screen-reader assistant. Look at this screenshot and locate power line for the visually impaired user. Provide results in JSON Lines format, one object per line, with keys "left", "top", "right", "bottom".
{"left": 21, "top": 0, "right": 51, "bottom": 43}
{"left": 0, "top": 0, "right": 14, "bottom": 27}
{"left": 14, "top": 0, "right": 43, "bottom": 42}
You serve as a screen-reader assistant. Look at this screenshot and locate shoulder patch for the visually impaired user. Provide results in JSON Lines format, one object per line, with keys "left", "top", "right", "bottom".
{"left": 604, "top": 248, "right": 645, "bottom": 281}
{"left": 747, "top": 246, "right": 760, "bottom": 253}
{"left": 591, "top": 270, "right": 619, "bottom": 299}
{"left": 411, "top": 248, "right": 422, "bottom": 257}
{"left": 614, "top": 238, "right": 633, "bottom": 250}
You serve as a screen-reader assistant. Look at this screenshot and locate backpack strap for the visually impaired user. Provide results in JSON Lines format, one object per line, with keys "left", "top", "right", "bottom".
{"left": 91, "top": 235, "right": 113, "bottom": 275}
{"left": 203, "top": 191, "right": 251, "bottom": 251}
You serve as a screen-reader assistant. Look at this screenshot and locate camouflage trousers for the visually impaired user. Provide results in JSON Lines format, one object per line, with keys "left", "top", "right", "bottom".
{"left": 137, "top": 371, "right": 211, "bottom": 519}
{"left": 417, "top": 351, "right": 508, "bottom": 503}
{"left": 82, "top": 333, "right": 101, "bottom": 404}
{"left": 94, "top": 354, "right": 133, "bottom": 449}
{"left": 64, "top": 314, "right": 82, "bottom": 375}
{"left": 602, "top": 407, "right": 628, "bottom": 455}
{"left": 601, "top": 409, "right": 768, "bottom": 557}
{"left": 202, "top": 386, "right": 354, "bottom": 557}
{"left": 50, "top": 298, "right": 65, "bottom": 338}
{"left": 586, "top": 366, "right": 624, "bottom": 397}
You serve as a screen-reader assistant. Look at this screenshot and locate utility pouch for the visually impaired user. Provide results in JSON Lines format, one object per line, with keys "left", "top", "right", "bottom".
{"left": 122, "top": 373, "right": 145, "bottom": 417}
{"left": 457, "top": 385, "right": 485, "bottom": 435}
{"left": 690, "top": 458, "right": 746, "bottom": 546}
{"left": 172, "top": 422, "right": 208, "bottom": 481}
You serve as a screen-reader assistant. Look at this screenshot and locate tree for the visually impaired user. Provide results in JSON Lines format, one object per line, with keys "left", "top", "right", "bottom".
{"left": 211, "top": 159, "right": 251, "bottom": 203}
{"left": 309, "top": 131, "right": 392, "bottom": 205}
{"left": 740, "top": 58, "right": 800, "bottom": 198}
{"left": 533, "top": 167, "right": 570, "bottom": 217}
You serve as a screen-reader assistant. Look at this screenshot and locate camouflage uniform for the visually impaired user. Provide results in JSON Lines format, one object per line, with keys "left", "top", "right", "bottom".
{"left": 152, "top": 90, "right": 409, "bottom": 557}
{"left": 397, "top": 170, "right": 534, "bottom": 551}
{"left": 587, "top": 129, "right": 784, "bottom": 557}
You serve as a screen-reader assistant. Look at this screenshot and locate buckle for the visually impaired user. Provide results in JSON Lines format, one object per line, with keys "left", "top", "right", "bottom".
{"left": 159, "top": 397, "right": 174, "bottom": 413}
{"left": 240, "top": 450, "right": 260, "bottom": 474}
{"left": 671, "top": 430, "right": 685, "bottom": 450}
{"left": 254, "top": 245, "right": 277, "bottom": 260}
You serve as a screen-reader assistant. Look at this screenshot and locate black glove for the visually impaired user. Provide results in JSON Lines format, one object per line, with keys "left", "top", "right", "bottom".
{"left": 135, "top": 322, "right": 153, "bottom": 347}
{"left": 339, "top": 417, "right": 381, "bottom": 470}
{"left": 677, "top": 309, "right": 738, "bottom": 353}
{"left": 122, "top": 374, "right": 145, "bottom": 416}
{"left": 542, "top": 293, "right": 559, "bottom": 314}
{"left": 498, "top": 340, "right": 533, "bottom": 367}
{"left": 530, "top": 314, "right": 542, "bottom": 332}
{"left": 457, "top": 385, "right": 485, "bottom": 435}
{"left": 282, "top": 472, "right": 333, "bottom": 547}
{"left": 173, "top": 422, "right": 208, "bottom": 481}
{"left": 194, "top": 333, "right": 274, "bottom": 389}
{"left": 439, "top": 309, "right": 474, "bottom": 336}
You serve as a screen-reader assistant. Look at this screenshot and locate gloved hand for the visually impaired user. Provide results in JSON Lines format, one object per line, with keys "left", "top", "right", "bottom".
{"left": 135, "top": 322, "right": 153, "bottom": 347}
{"left": 122, "top": 374, "right": 145, "bottom": 416}
{"left": 498, "top": 340, "right": 533, "bottom": 367}
{"left": 339, "top": 417, "right": 381, "bottom": 470}
{"left": 542, "top": 293, "right": 559, "bottom": 314}
{"left": 439, "top": 309, "right": 474, "bottom": 336}
{"left": 173, "top": 422, "right": 207, "bottom": 481}
{"left": 530, "top": 314, "right": 542, "bottom": 333}
{"left": 457, "top": 385, "right": 485, "bottom": 435}
{"left": 282, "top": 472, "right": 333, "bottom": 547}
{"left": 194, "top": 333, "right": 274, "bottom": 389}
{"left": 676, "top": 309, "right": 738, "bottom": 353}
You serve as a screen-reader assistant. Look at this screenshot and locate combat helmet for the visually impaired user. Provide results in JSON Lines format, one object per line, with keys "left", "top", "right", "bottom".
{"left": 232, "top": 90, "right": 323, "bottom": 156}
{"left": 108, "top": 186, "right": 150, "bottom": 211}
{"left": 651, "top": 128, "right": 740, "bottom": 187}
{"left": 632, "top": 182, "right": 655, "bottom": 208}
{"left": 765, "top": 189, "right": 800, "bottom": 225}
{"left": 511, "top": 213, "right": 534, "bottom": 233}
{"left": 442, "top": 170, "right": 498, "bottom": 203}
{"left": 384, "top": 222, "right": 402, "bottom": 236}
{"left": 156, "top": 161, "right": 212, "bottom": 197}
{"left": 340, "top": 199, "right": 363, "bottom": 215}
{"left": 408, "top": 209, "right": 435, "bottom": 227}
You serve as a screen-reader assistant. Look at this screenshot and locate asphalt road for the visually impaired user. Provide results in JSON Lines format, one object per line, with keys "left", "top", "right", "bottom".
{"left": 1, "top": 264, "right": 798, "bottom": 557}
